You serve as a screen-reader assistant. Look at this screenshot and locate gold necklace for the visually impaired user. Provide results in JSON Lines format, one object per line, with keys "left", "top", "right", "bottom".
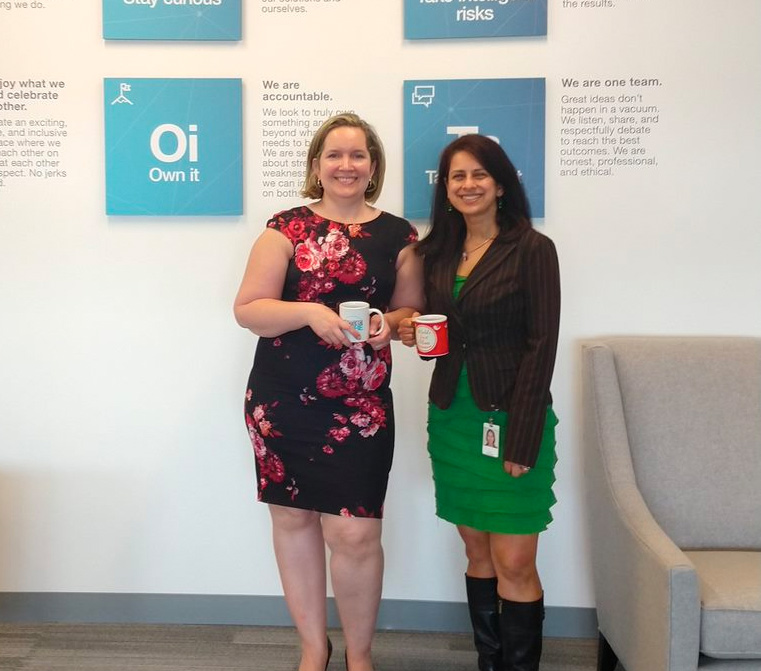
{"left": 461, "top": 236, "right": 495, "bottom": 261}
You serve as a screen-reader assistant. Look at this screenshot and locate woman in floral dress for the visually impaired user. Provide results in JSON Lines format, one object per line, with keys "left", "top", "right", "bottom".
{"left": 234, "top": 113, "right": 423, "bottom": 671}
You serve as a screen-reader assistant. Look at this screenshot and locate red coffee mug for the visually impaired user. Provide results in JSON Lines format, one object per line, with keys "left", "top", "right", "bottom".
{"left": 414, "top": 314, "right": 449, "bottom": 357}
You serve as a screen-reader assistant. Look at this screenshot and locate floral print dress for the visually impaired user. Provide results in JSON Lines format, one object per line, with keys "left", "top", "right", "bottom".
{"left": 244, "top": 206, "right": 418, "bottom": 518}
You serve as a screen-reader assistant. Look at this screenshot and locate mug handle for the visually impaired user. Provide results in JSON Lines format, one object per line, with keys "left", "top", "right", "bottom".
{"left": 368, "top": 309, "right": 385, "bottom": 336}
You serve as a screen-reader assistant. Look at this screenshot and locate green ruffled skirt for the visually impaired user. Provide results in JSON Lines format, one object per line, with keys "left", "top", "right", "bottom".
{"left": 427, "top": 367, "right": 558, "bottom": 535}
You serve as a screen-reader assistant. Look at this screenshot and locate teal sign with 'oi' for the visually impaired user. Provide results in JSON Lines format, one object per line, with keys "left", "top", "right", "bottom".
{"left": 104, "top": 78, "right": 243, "bottom": 216}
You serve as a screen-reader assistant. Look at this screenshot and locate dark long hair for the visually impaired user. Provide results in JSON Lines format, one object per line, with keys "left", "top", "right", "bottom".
{"left": 416, "top": 135, "right": 532, "bottom": 261}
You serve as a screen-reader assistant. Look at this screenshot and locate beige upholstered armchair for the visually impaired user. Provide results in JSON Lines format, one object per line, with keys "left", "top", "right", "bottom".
{"left": 582, "top": 337, "right": 761, "bottom": 671}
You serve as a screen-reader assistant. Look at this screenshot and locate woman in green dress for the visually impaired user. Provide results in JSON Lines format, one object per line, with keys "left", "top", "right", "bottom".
{"left": 400, "top": 135, "right": 560, "bottom": 671}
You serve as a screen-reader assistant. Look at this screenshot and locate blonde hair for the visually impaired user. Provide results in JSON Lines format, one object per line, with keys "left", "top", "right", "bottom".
{"left": 300, "top": 113, "right": 386, "bottom": 203}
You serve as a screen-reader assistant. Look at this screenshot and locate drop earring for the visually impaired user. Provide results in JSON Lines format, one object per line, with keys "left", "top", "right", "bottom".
{"left": 446, "top": 200, "right": 454, "bottom": 213}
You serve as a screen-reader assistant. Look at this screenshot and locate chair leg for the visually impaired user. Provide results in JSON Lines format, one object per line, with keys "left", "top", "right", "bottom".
{"left": 597, "top": 632, "right": 618, "bottom": 671}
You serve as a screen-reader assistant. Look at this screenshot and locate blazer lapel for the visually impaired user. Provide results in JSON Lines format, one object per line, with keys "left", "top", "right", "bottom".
{"left": 428, "top": 255, "right": 462, "bottom": 327}
{"left": 456, "top": 238, "right": 519, "bottom": 304}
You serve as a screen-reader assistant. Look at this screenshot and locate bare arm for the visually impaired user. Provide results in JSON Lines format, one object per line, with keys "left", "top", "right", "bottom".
{"left": 233, "top": 229, "right": 354, "bottom": 346}
{"left": 395, "top": 248, "right": 426, "bottom": 348}
{"left": 367, "top": 244, "right": 426, "bottom": 349}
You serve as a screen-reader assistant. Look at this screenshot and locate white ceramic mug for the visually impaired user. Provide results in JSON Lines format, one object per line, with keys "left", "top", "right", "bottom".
{"left": 339, "top": 301, "right": 385, "bottom": 343}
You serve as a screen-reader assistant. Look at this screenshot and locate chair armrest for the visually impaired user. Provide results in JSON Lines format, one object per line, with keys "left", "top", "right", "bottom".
{"left": 583, "top": 343, "right": 701, "bottom": 671}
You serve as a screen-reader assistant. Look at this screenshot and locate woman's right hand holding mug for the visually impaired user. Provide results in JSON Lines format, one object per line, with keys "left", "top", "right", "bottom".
{"left": 306, "top": 303, "right": 355, "bottom": 348}
{"left": 398, "top": 312, "right": 420, "bottom": 348}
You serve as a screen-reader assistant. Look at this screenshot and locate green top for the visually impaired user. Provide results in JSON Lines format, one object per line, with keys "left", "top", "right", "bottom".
{"left": 454, "top": 274, "right": 467, "bottom": 298}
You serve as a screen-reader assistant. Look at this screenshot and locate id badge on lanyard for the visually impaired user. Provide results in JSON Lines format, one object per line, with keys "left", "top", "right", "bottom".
{"left": 482, "top": 419, "right": 499, "bottom": 458}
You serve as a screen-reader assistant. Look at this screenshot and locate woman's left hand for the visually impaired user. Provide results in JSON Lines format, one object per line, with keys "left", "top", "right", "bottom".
{"left": 504, "top": 461, "right": 531, "bottom": 478}
{"left": 367, "top": 313, "right": 392, "bottom": 351}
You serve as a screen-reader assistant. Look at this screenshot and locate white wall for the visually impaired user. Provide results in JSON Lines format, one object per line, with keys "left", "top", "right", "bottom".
{"left": 1, "top": 0, "right": 760, "bottom": 611}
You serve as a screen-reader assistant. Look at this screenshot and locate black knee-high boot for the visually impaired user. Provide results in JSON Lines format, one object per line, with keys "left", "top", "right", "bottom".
{"left": 498, "top": 595, "right": 544, "bottom": 671}
{"left": 465, "top": 575, "right": 503, "bottom": 671}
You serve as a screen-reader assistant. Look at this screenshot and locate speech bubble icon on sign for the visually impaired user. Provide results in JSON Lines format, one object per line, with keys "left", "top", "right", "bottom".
{"left": 412, "top": 85, "right": 435, "bottom": 108}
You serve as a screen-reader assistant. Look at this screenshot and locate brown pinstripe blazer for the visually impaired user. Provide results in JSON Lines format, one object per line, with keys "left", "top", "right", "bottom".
{"left": 424, "top": 219, "right": 560, "bottom": 468}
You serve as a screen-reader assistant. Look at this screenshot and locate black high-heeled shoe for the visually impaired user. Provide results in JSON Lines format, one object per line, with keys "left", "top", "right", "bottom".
{"left": 325, "top": 637, "right": 333, "bottom": 671}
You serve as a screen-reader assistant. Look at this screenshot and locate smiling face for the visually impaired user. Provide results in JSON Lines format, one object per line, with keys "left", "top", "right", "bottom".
{"left": 312, "top": 126, "right": 376, "bottom": 203}
{"left": 445, "top": 151, "right": 504, "bottom": 221}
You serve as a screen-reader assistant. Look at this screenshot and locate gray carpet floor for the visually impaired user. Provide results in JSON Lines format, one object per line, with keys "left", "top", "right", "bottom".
{"left": 0, "top": 623, "right": 599, "bottom": 671}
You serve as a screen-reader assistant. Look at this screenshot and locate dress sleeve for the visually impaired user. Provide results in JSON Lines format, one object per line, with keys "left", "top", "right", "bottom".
{"left": 504, "top": 233, "right": 561, "bottom": 467}
{"left": 266, "top": 209, "right": 288, "bottom": 231}
{"left": 395, "top": 218, "right": 419, "bottom": 257}
{"left": 266, "top": 207, "right": 308, "bottom": 248}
